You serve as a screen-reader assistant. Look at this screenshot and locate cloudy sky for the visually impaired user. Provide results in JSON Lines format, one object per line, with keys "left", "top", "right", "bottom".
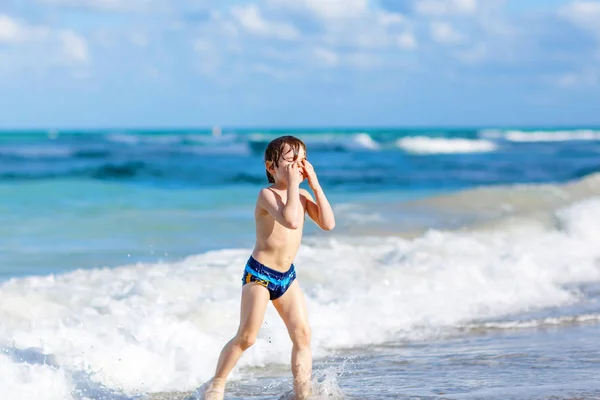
{"left": 0, "top": 0, "right": 599, "bottom": 128}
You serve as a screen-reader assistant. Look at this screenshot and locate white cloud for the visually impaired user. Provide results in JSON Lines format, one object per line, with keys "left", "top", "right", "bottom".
{"left": 262, "top": 0, "right": 412, "bottom": 54}
{"left": 60, "top": 31, "right": 89, "bottom": 62}
{"left": 183, "top": 0, "right": 595, "bottom": 82}
{"left": 269, "top": 0, "right": 369, "bottom": 20}
{"left": 0, "top": 14, "right": 49, "bottom": 43}
{"left": 378, "top": 11, "right": 405, "bottom": 26}
{"left": 0, "top": 13, "right": 89, "bottom": 68}
{"left": 416, "top": 0, "right": 478, "bottom": 16}
{"left": 188, "top": 0, "right": 416, "bottom": 78}
{"left": 37, "top": 0, "right": 164, "bottom": 13}
{"left": 397, "top": 32, "right": 418, "bottom": 50}
{"left": 301, "top": 0, "right": 369, "bottom": 19}
{"left": 346, "top": 52, "right": 382, "bottom": 70}
{"left": 40, "top": 0, "right": 120, "bottom": 11}
{"left": 560, "top": 1, "right": 600, "bottom": 40}
{"left": 231, "top": 4, "right": 300, "bottom": 40}
{"left": 310, "top": 11, "right": 409, "bottom": 50}
{"left": 554, "top": 1, "right": 600, "bottom": 90}
{"left": 430, "top": 22, "right": 463, "bottom": 44}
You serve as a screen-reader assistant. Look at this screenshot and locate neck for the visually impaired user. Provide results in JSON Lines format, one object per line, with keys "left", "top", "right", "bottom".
{"left": 271, "top": 181, "right": 288, "bottom": 190}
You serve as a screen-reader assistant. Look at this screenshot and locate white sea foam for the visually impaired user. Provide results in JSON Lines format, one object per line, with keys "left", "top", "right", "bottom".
{"left": 277, "top": 367, "right": 345, "bottom": 400}
{"left": 107, "top": 133, "right": 182, "bottom": 145}
{"left": 462, "top": 313, "right": 600, "bottom": 331}
{"left": 300, "top": 133, "right": 380, "bottom": 151}
{"left": 396, "top": 137, "right": 498, "bottom": 154}
{"left": 2, "top": 197, "right": 600, "bottom": 396}
{"left": 333, "top": 203, "right": 384, "bottom": 224}
{"left": 349, "top": 133, "right": 380, "bottom": 150}
{"left": 248, "top": 132, "right": 380, "bottom": 151}
{"left": 106, "top": 133, "right": 141, "bottom": 145}
{"left": 0, "top": 353, "right": 73, "bottom": 400}
{"left": 480, "top": 129, "right": 600, "bottom": 142}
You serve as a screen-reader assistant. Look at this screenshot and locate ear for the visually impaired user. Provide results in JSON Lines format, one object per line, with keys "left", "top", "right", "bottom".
{"left": 265, "top": 160, "right": 275, "bottom": 173}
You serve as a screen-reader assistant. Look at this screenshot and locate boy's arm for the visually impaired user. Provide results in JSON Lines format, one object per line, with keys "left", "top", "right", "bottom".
{"left": 300, "top": 186, "right": 335, "bottom": 231}
{"left": 258, "top": 187, "right": 304, "bottom": 229}
{"left": 300, "top": 159, "right": 335, "bottom": 231}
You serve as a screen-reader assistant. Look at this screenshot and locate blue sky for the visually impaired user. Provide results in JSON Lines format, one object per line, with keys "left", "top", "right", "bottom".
{"left": 0, "top": 0, "right": 599, "bottom": 128}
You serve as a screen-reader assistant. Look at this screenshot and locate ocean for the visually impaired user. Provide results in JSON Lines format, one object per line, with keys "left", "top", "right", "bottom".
{"left": 1, "top": 128, "right": 600, "bottom": 400}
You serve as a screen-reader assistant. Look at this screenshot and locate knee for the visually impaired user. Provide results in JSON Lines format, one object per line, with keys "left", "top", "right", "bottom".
{"left": 236, "top": 333, "right": 257, "bottom": 350}
{"left": 291, "top": 326, "right": 311, "bottom": 348}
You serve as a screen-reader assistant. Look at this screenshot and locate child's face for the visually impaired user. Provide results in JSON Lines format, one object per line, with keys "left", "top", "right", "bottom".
{"left": 268, "top": 144, "right": 306, "bottom": 184}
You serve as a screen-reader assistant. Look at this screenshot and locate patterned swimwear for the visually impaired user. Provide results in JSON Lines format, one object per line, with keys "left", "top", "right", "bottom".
{"left": 241, "top": 256, "right": 297, "bottom": 300}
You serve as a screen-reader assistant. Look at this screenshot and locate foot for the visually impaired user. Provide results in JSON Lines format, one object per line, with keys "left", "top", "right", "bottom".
{"left": 203, "top": 378, "right": 226, "bottom": 400}
{"left": 203, "top": 388, "right": 224, "bottom": 400}
{"left": 293, "top": 379, "right": 312, "bottom": 400}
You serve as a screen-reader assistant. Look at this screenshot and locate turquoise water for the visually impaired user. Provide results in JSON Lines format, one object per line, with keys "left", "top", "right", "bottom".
{"left": 2, "top": 127, "right": 600, "bottom": 277}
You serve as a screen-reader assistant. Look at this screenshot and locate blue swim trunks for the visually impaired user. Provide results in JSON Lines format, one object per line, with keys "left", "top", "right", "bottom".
{"left": 241, "top": 256, "right": 297, "bottom": 300}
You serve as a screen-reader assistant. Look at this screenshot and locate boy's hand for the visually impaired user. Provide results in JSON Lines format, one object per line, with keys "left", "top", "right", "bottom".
{"left": 285, "top": 163, "right": 304, "bottom": 187}
{"left": 301, "top": 159, "right": 319, "bottom": 189}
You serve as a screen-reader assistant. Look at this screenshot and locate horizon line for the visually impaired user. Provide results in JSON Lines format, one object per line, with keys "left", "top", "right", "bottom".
{"left": 1, "top": 124, "right": 600, "bottom": 132}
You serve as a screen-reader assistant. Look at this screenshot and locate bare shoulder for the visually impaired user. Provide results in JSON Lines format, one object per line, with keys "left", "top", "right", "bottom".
{"left": 256, "top": 187, "right": 281, "bottom": 212}
{"left": 258, "top": 187, "right": 273, "bottom": 199}
{"left": 257, "top": 187, "right": 272, "bottom": 206}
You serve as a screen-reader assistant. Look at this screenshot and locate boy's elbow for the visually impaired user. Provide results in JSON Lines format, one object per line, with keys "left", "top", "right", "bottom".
{"left": 284, "top": 217, "right": 302, "bottom": 230}
{"left": 287, "top": 221, "right": 301, "bottom": 230}
{"left": 321, "top": 220, "right": 335, "bottom": 231}
{"left": 282, "top": 207, "right": 303, "bottom": 229}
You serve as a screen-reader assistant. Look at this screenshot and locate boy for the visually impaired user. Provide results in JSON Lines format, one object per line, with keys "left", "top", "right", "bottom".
{"left": 203, "top": 135, "right": 335, "bottom": 400}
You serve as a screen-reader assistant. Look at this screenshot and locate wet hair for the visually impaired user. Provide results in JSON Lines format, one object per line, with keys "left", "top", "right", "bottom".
{"left": 264, "top": 135, "right": 306, "bottom": 183}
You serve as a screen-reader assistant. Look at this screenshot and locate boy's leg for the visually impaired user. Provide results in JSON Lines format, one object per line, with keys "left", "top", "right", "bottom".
{"left": 272, "top": 281, "right": 312, "bottom": 400}
{"left": 206, "top": 283, "right": 270, "bottom": 398}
